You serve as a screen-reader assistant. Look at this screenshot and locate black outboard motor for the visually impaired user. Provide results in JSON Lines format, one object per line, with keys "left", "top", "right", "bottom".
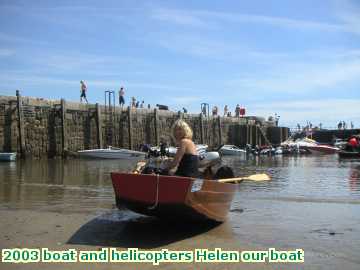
{"left": 214, "top": 166, "right": 234, "bottom": 180}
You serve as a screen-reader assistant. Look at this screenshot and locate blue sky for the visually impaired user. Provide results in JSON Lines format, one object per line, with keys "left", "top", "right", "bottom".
{"left": 0, "top": 0, "right": 359, "bottom": 128}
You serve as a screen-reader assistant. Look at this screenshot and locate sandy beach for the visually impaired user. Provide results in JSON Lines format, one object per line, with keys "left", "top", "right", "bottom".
{"left": 0, "top": 208, "right": 279, "bottom": 270}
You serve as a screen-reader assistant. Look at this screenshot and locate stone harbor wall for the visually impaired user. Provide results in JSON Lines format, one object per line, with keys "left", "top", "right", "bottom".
{"left": 0, "top": 94, "right": 289, "bottom": 158}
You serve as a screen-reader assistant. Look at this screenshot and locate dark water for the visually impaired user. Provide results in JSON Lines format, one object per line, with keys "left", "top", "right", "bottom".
{"left": 1, "top": 155, "right": 360, "bottom": 269}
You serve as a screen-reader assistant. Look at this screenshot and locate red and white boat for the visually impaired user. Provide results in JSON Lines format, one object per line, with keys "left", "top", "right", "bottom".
{"left": 306, "top": 144, "right": 339, "bottom": 154}
{"left": 282, "top": 137, "right": 339, "bottom": 154}
{"left": 111, "top": 172, "right": 236, "bottom": 222}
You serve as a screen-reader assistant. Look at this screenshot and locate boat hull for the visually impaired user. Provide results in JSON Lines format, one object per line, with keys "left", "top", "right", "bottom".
{"left": 306, "top": 145, "right": 339, "bottom": 154}
{"left": 338, "top": 150, "right": 360, "bottom": 158}
{"left": 78, "top": 148, "right": 146, "bottom": 160}
{"left": 219, "top": 149, "right": 247, "bottom": 156}
{"left": 111, "top": 173, "right": 236, "bottom": 222}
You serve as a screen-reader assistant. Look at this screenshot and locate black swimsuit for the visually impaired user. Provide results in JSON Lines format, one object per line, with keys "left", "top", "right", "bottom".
{"left": 175, "top": 153, "right": 199, "bottom": 178}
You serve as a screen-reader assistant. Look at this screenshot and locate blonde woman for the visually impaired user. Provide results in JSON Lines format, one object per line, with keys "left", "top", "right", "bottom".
{"left": 166, "top": 119, "right": 199, "bottom": 177}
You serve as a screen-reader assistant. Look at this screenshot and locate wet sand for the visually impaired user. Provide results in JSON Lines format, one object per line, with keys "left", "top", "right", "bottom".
{"left": 1, "top": 208, "right": 277, "bottom": 270}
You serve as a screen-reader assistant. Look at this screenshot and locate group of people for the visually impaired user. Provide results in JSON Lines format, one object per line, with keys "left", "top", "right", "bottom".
{"left": 338, "top": 121, "right": 354, "bottom": 130}
{"left": 131, "top": 97, "right": 149, "bottom": 109}
{"left": 205, "top": 104, "right": 246, "bottom": 117}
{"left": 80, "top": 81, "right": 151, "bottom": 109}
{"left": 295, "top": 120, "right": 355, "bottom": 132}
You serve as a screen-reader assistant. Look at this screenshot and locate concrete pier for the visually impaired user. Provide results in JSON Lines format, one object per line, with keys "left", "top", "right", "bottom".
{"left": 0, "top": 94, "right": 289, "bottom": 158}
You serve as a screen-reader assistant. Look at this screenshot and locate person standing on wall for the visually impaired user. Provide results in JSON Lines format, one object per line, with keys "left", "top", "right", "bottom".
{"left": 223, "top": 105, "right": 228, "bottom": 117}
{"left": 131, "top": 97, "right": 136, "bottom": 108}
{"left": 235, "top": 104, "right": 240, "bottom": 117}
{"left": 80, "top": 80, "right": 88, "bottom": 103}
{"left": 212, "top": 106, "right": 218, "bottom": 116}
{"left": 119, "top": 87, "right": 125, "bottom": 107}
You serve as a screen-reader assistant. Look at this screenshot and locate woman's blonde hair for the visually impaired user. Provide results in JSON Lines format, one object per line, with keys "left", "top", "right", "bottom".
{"left": 172, "top": 119, "right": 193, "bottom": 140}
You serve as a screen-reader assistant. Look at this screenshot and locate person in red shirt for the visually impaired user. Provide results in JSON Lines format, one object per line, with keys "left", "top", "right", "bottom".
{"left": 347, "top": 136, "right": 359, "bottom": 152}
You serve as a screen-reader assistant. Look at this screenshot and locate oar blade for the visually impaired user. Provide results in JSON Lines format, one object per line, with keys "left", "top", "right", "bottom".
{"left": 244, "top": 173, "right": 271, "bottom": 181}
{"left": 218, "top": 173, "right": 271, "bottom": 183}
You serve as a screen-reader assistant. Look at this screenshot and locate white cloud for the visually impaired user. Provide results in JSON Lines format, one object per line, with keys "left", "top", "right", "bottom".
{"left": 0, "top": 33, "right": 49, "bottom": 45}
{"left": 0, "top": 74, "right": 76, "bottom": 87}
{"left": 156, "top": 34, "right": 240, "bottom": 60}
{"left": 0, "top": 48, "right": 15, "bottom": 57}
{"left": 167, "top": 96, "right": 202, "bottom": 105}
{"left": 149, "top": 7, "right": 357, "bottom": 34}
{"left": 203, "top": 11, "right": 345, "bottom": 32}
{"left": 335, "top": 0, "right": 360, "bottom": 34}
{"left": 150, "top": 8, "right": 212, "bottom": 28}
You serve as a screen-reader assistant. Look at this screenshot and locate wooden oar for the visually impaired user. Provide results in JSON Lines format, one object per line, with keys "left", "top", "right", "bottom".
{"left": 218, "top": 173, "right": 271, "bottom": 183}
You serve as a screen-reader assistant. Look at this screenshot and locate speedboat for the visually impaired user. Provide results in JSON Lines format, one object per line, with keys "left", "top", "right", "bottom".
{"left": 77, "top": 146, "right": 147, "bottom": 160}
{"left": 218, "top": 145, "right": 246, "bottom": 156}
{"left": 282, "top": 137, "right": 338, "bottom": 154}
{"left": 305, "top": 145, "right": 339, "bottom": 154}
{"left": 0, "top": 152, "right": 16, "bottom": 161}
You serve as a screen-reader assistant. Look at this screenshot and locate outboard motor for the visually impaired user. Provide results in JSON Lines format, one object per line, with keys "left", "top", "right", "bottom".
{"left": 214, "top": 166, "right": 234, "bottom": 180}
{"left": 160, "top": 142, "right": 168, "bottom": 157}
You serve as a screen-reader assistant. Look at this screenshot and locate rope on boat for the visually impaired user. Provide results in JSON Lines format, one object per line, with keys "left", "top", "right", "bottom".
{"left": 148, "top": 174, "right": 160, "bottom": 210}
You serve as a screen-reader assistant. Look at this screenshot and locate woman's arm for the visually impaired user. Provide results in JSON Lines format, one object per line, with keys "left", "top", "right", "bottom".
{"left": 168, "top": 139, "right": 187, "bottom": 170}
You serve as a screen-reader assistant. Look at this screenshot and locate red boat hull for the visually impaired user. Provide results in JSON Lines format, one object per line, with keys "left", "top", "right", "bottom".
{"left": 111, "top": 173, "right": 236, "bottom": 222}
{"left": 338, "top": 150, "right": 360, "bottom": 158}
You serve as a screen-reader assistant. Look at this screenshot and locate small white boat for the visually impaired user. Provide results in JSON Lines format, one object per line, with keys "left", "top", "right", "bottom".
{"left": 274, "top": 147, "right": 283, "bottom": 155}
{"left": 77, "top": 146, "right": 147, "bottom": 160}
{"left": 218, "top": 145, "right": 247, "bottom": 156}
{"left": 0, "top": 152, "right": 17, "bottom": 161}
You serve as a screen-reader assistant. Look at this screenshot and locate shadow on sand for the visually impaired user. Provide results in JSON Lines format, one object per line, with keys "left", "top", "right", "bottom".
{"left": 67, "top": 210, "right": 221, "bottom": 248}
